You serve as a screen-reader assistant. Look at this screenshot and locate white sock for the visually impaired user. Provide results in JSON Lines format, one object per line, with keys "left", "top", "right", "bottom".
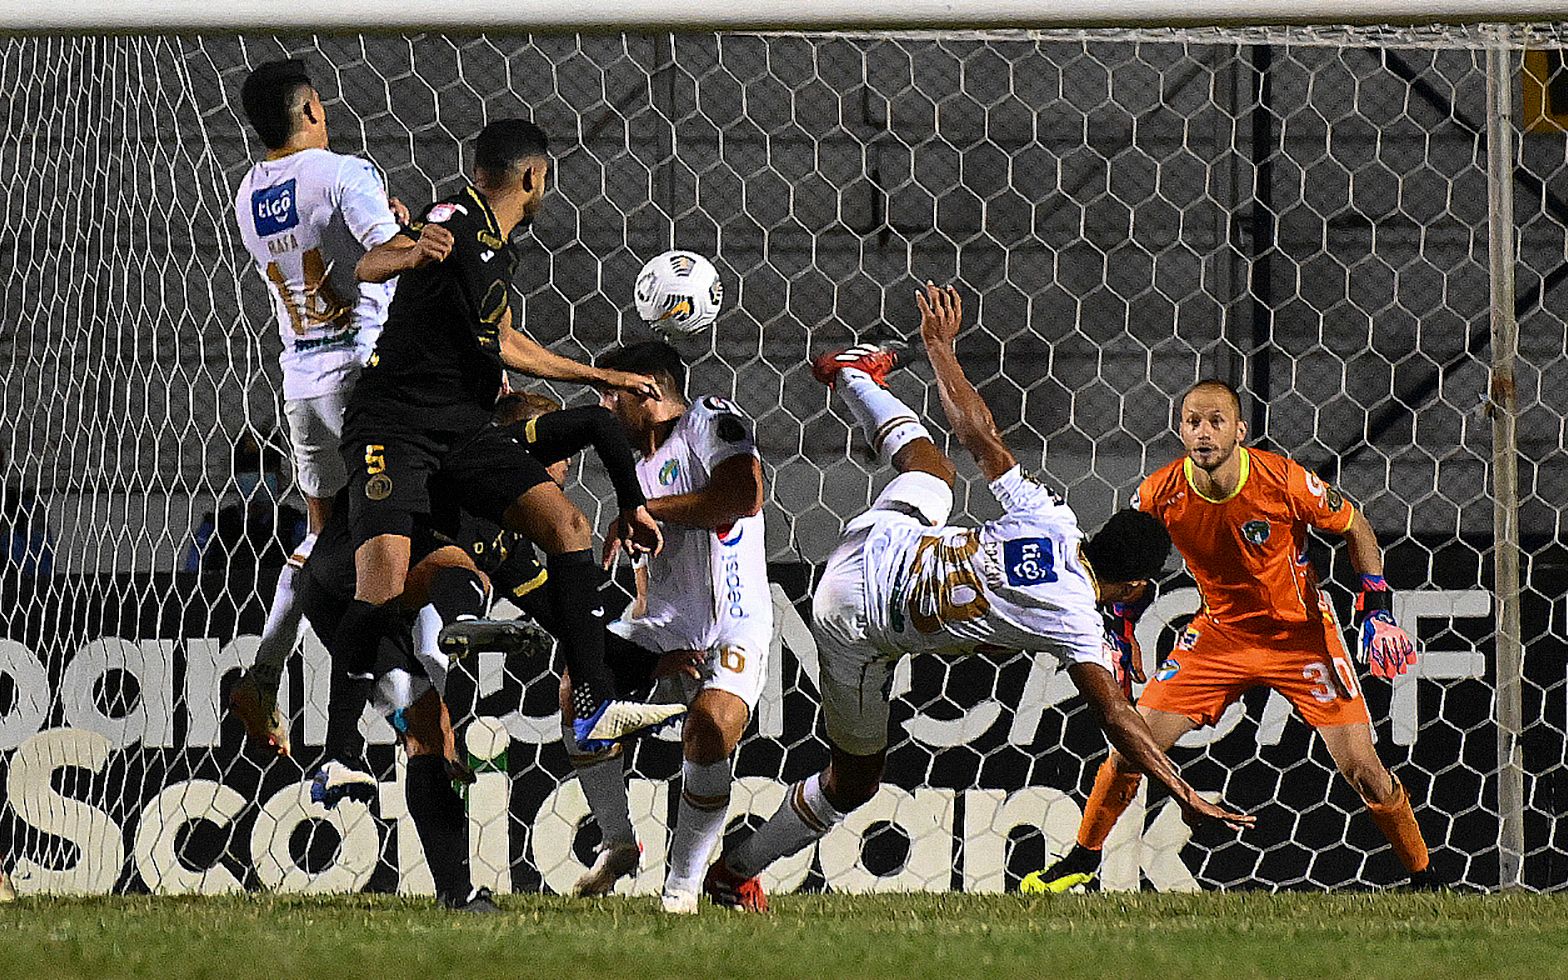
{"left": 562, "top": 721, "right": 635, "bottom": 847}
{"left": 251, "top": 535, "right": 315, "bottom": 694}
{"left": 723, "top": 772, "right": 846, "bottom": 879}
{"left": 837, "top": 368, "right": 931, "bottom": 464}
{"left": 411, "top": 604, "right": 450, "bottom": 696}
{"left": 664, "top": 757, "right": 733, "bottom": 895}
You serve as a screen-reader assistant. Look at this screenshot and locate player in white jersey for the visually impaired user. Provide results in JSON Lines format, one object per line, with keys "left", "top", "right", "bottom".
{"left": 557, "top": 340, "right": 771, "bottom": 914}
{"left": 704, "top": 283, "right": 1254, "bottom": 909}
{"left": 228, "top": 59, "right": 404, "bottom": 757}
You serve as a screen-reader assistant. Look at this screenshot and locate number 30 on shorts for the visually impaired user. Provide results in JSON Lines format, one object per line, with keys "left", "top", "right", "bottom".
{"left": 1302, "top": 660, "right": 1358, "bottom": 703}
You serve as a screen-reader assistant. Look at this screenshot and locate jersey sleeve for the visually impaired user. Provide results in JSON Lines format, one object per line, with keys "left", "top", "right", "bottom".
{"left": 1128, "top": 472, "right": 1158, "bottom": 514}
{"left": 688, "top": 396, "right": 759, "bottom": 471}
{"left": 1285, "top": 459, "right": 1356, "bottom": 534}
{"left": 988, "top": 465, "right": 1067, "bottom": 516}
{"left": 335, "top": 158, "right": 400, "bottom": 250}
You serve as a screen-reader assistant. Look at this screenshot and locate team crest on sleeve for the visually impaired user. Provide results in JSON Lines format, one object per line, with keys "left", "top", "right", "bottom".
{"left": 425, "top": 202, "right": 467, "bottom": 224}
{"left": 658, "top": 459, "right": 681, "bottom": 486}
{"left": 1155, "top": 658, "right": 1181, "bottom": 682}
{"left": 251, "top": 179, "right": 299, "bottom": 237}
{"left": 1241, "top": 519, "right": 1271, "bottom": 545}
{"left": 1326, "top": 486, "right": 1345, "bottom": 512}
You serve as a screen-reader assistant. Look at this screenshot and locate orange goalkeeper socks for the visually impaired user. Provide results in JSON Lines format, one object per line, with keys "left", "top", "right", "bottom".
{"left": 1077, "top": 758, "right": 1144, "bottom": 851}
{"left": 1365, "top": 777, "right": 1430, "bottom": 873}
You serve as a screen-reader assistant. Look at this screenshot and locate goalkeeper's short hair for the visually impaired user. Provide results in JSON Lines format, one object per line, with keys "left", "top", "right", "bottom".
{"left": 240, "top": 58, "right": 313, "bottom": 150}
{"left": 1083, "top": 509, "right": 1172, "bottom": 584}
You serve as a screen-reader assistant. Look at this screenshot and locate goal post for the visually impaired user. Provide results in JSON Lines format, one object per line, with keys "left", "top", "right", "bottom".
{"left": 0, "top": 13, "right": 1561, "bottom": 895}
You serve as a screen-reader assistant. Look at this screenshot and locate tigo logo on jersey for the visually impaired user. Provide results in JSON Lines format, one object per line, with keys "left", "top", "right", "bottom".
{"left": 658, "top": 459, "right": 681, "bottom": 486}
{"left": 1155, "top": 658, "right": 1181, "bottom": 682}
{"left": 716, "top": 523, "right": 744, "bottom": 546}
{"left": 1242, "top": 519, "right": 1271, "bottom": 545}
{"left": 1002, "top": 537, "right": 1058, "bottom": 587}
{"left": 251, "top": 180, "right": 299, "bottom": 237}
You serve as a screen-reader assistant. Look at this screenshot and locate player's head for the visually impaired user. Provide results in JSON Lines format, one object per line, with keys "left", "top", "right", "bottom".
{"left": 240, "top": 59, "right": 325, "bottom": 151}
{"left": 473, "top": 119, "right": 550, "bottom": 220}
{"left": 596, "top": 340, "right": 688, "bottom": 432}
{"left": 493, "top": 390, "right": 572, "bottom": 485}
{"left": 1083, "top": 509, "right": 1172, "bottom": 601}
{"left": 1178, "top": 379, "right": 1247, "bottom": 473}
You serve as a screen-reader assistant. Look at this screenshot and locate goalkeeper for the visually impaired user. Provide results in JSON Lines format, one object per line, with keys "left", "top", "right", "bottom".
{"left": 1022, "top": 380, "right": 1435, "bottom": 893}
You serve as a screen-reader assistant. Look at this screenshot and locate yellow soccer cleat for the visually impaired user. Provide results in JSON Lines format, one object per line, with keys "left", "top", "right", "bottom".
{"left": 229, "top": 671, "right": 290, "bottom": 758}
{"left": 1019, "top": 844, "right": 1101, "bottom": 894}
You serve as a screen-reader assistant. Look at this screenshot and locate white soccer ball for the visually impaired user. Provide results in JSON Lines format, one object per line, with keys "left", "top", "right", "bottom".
{"left": 634, "top": 249, "right": 724, "bottom": 338}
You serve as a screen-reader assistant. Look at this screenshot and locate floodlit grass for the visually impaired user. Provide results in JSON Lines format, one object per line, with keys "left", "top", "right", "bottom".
{"left": 3, "top": 891, "right": 1564, "bottom": 979}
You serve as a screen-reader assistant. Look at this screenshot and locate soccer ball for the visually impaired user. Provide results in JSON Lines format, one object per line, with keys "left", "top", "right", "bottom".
{"left": 634, "top": 249, "right": 723, "bottom": 338}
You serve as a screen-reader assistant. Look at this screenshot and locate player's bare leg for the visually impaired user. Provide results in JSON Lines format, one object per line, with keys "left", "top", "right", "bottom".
{"left": 663, "top": 688, "right": 748, "bottom": 914}
{"left": 1022, "top": 707, "right": 1197, "bottom": 893}
{"left": 1317, "top": 721, "right": 1434, "bottom": 886}
{"left": 403, "top": 688, "right": 498, "bottom": 913}
{"left": 310, "top": 533, "right": 410, "bottom": 808}
{"left": 501, "top": 482, "right": 684, "bottom": 749}
{"left": 230, "top": 492, "right": 336, "bottom": 759}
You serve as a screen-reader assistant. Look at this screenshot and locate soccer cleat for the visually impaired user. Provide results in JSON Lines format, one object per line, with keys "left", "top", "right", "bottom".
{"left": 1402, "top": 868, "right": 1453, "bottom": 892}
{"left": 572, "top": 699, "right": 687, "bottom": 753}
{"left": 811, "top": 343, "right": 901, "bottom": 388}
{"left": 661, "top": 888, "right": 699, "bottom": 915}
{"left": 1019, "top": 843, "right": 1102, "bottom": 895}
{"left": 704, "top": 860, "right": 769, "bottom": 912}
{"left": 572, "top": 840, "right": 643, "bottom": 897}
{"left": 309, "top": 759, "right": 378, "bottom": 810}
{"left": 442, "top": 886, "right": 502, "bottom": 914}
{"left": 229, "top": 671, "right": 290, "bottom": 758}
{"left": 437, "top": 616, "right": 553, "bottom": 660}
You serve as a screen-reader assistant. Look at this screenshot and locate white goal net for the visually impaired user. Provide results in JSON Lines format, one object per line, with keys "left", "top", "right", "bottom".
{"left": 2, "top": 22, "right": 1566, "bottom": 895}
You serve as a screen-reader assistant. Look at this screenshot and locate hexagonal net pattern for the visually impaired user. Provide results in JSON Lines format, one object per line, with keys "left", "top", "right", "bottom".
{"left": 0, "top": 25, "right": 1564, "bottom": 896}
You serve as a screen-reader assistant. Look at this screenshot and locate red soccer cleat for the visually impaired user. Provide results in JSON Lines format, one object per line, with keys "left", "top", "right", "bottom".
{"left": 811, "top": 343, "right": 900, "bottom": 388}
{"left": 704, "top": 859, "right": 769, "bottom": 912}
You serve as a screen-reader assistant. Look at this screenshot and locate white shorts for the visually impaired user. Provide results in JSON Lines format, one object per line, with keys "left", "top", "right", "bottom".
{"left": 283, "top": 390, "right": 349, "bottom": 499}
{"left": 812, "top": 471, "right": 955, "bottom": 756}
{"left": 650, "top": 633, "right": 769, "bottom": 714}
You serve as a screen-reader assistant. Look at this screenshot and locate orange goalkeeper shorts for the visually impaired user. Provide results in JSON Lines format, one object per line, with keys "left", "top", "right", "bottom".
{"left": 1137, "top": 613, "right": 1371, "bottom": 729}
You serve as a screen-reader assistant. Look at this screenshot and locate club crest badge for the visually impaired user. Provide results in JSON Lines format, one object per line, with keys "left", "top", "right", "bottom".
{"left": 1155, "top": 658, "right": 1181, "bottom": 682}
{"left": 658, "top": 459, "right": 681, "bottom": 486}
{"left": 1242, "top": 519, "right": 1271, "bottom": 545}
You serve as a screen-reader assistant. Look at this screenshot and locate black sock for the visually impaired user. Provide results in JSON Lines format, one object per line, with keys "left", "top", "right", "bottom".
{"left": 428, "top": 566, "right": 489, "bottom": 622}
{"left": 406, "top": 754, "right": 471, "bottom": 902}
{"left": 545, "top": 550, "right": 617, "bottom": 715}
{"left": 324, "top": 599, "right": 388, "bottom": 762}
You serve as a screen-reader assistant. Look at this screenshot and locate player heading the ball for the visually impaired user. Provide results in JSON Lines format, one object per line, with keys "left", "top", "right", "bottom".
{"left": 704, "top": 283, "right": 1254, "bottom": 910}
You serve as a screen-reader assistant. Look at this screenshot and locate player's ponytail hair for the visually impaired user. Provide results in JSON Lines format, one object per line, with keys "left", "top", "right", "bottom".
{"left": 1083, "top": 510, "right": 1172, "bottom": 584}
{"left": 240, "top": 59, "right": 313, "bottom": 150}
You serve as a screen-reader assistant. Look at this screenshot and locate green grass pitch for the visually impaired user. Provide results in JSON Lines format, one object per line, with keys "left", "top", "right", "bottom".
{"left": 3, "top": 892, "right": 1563, "bottom": 979}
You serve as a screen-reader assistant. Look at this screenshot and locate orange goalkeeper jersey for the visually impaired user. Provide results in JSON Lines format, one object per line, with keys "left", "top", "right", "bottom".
{"left": 1132, "top": 446, "right": 1356, "bottom": 634}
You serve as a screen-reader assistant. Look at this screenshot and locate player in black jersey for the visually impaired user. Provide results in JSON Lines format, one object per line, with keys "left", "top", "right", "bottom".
{"left": 294, "top": 393, "right": 699, "bottom": 906}
{"left": 318, "top": 119, "right": 676, "bottom": 800}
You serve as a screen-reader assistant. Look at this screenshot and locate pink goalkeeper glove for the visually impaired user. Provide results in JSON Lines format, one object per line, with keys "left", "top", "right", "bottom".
{"left": 1355, "top": 574, "right": 1417, "bottom": 679}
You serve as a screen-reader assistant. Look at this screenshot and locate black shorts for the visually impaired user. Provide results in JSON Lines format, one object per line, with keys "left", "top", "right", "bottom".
{"left": 341, "top": 396, "right": 552, "bottom": 546}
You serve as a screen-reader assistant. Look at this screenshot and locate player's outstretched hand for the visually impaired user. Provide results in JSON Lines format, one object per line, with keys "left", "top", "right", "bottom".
{"left": 653, "top": 649, "right": 707, "bottom": 682}
{"left": 1178, "top": 793, "right": 1257, "bottom": 834}
{"left": 1362, "top": 612, "right": 1417, "bottom": 679}
{"left": 602, "top": 505, "right": 664, "bottom": 569}
{"left": 389, "top": 196, "right": 411, "bottom": 226}
{"left": 915, "top": 280, "right": 963, "bottom": 349}
{"left": 603, "top": 370, "right": 662, "bottom": 400}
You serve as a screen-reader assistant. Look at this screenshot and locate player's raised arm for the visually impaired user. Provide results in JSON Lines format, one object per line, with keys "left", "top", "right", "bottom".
{"left": 497, "top": 319, "right": 659, "bottom": 397}
{"left": 1067, "top": 661, "right": 1255, "bottom": 833}
{"left": 917, "top": 282, "right": 1018, "bottom": 482}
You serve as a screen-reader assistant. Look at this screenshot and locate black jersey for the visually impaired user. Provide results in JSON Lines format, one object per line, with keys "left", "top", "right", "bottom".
{"left": 356, "top": 186, "right": 520, "bottom": 409}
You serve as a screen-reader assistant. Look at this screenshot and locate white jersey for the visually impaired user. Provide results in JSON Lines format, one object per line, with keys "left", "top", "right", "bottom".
{"left": 611, "top": 396, "right": 772, "bottom": 653}
{"left": 234, "top": 148, "right": 400, "bottom": 400}
{"left": 862, "top": 466, "right": 1107, "bottom": 667}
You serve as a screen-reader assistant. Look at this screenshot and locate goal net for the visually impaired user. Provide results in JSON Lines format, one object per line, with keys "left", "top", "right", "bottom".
{"left": 2, "top": 21, "right": 1565, "bottom": 895}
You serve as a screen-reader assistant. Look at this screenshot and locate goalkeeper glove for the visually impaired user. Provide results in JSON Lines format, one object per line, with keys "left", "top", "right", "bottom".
{"left": 1354, "top": 573, "right": 1416, "bottom": 679}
